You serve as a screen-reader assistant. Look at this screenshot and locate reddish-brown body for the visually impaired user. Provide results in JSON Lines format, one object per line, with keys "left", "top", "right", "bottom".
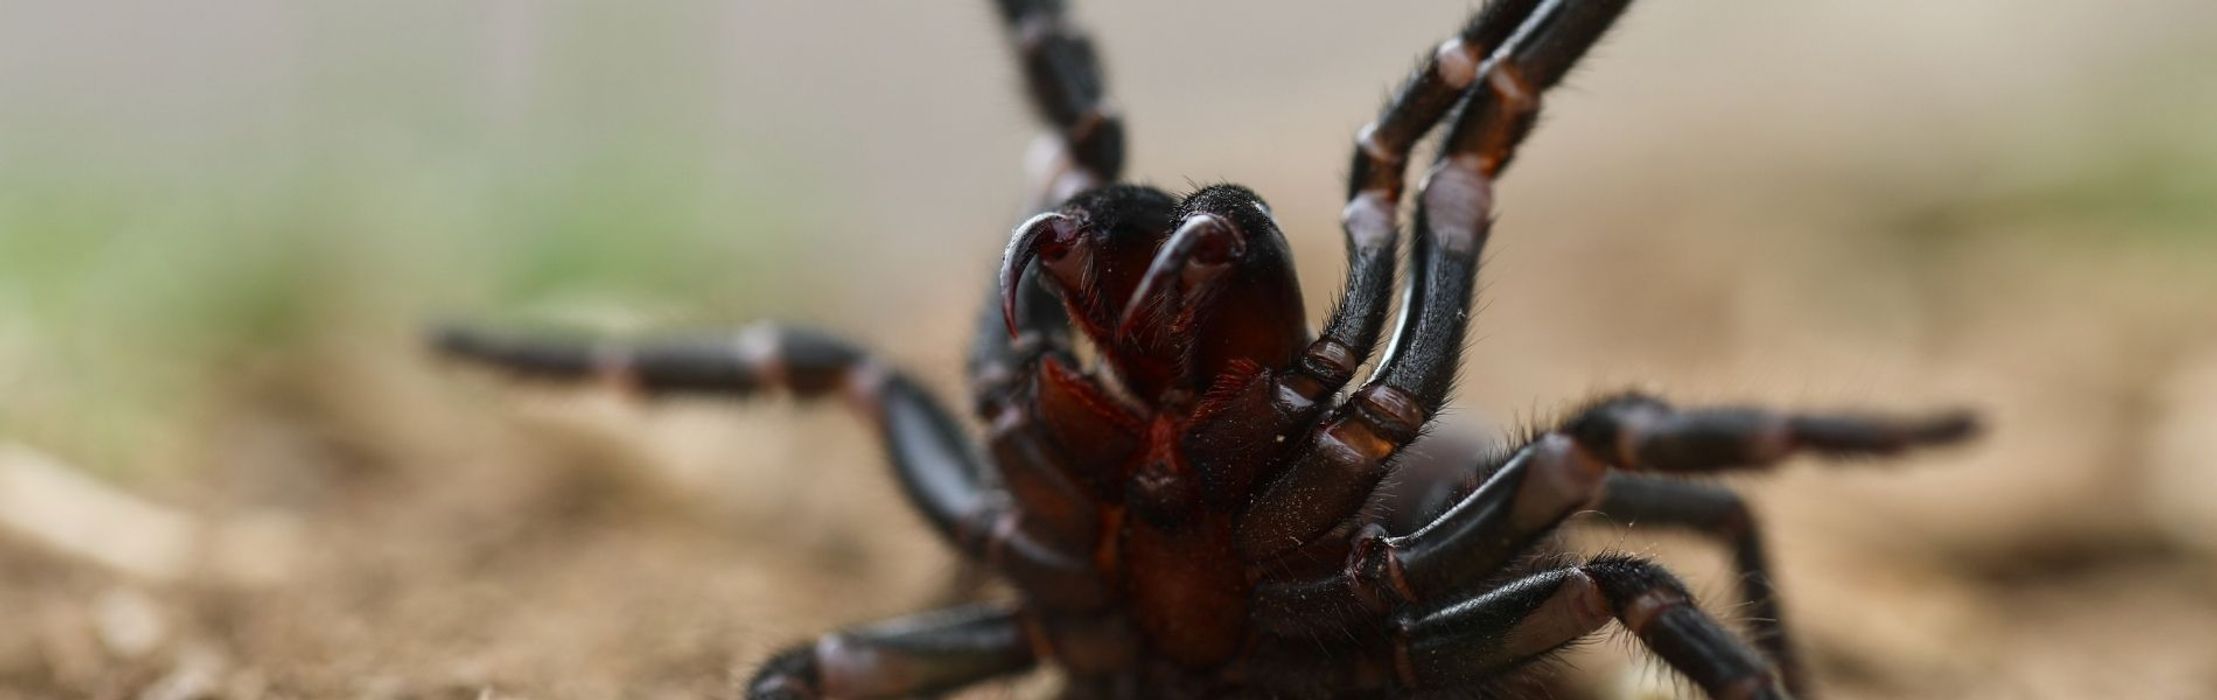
{"left": 995, "top": 174, "right": 1336, "bottom": 670}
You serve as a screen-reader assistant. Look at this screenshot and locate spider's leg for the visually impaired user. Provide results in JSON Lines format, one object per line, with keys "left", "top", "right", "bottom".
{"left": 1594, "top": 473, "right": 1804, "bottom": 693}
{"left": 1178, "top": 1, "right": 1555, "bottom": 496}
{"left": 1260, "top": 398, "right": 1968, "bottom": 690}
{"left": 1305, "top": 0, "right": 1549, "bottom": 397}
{"left": 995, "top": 0, "right": 1123, "bottom": 205}
{"left": 1388, "top": 559, "right": 1789, "bottom": 700}
{"left": 432, "top": 322, "right": 1110, "bottom": 606}
{"left": 1238, "top": 0, "right": 1637, "bottom": 562}
{"left": 747, "top": 603, "right": 1036, "bottom": 700}
{"left": 433, "top": 322, "right": 990, "bottom": 538}
{"left": 1252, "top": 435, "right": 1596, "bottom": 637}
{"left": 1561, "top": 392, "right": 1977, "bottom": 476}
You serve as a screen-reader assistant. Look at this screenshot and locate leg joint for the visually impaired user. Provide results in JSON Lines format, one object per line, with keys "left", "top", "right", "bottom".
{"left": 1348, "top": 385, "right": 1429, "bottom": 444}
{"left": 1345, "top": 523, "right": 1416, "bottom": 612}
{"left": 1579, "top": 555, "right": 1695, "bottom": 633}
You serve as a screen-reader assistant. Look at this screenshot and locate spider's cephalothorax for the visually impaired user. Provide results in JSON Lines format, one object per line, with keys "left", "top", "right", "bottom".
{"left": 435, "top": 0, "right": 1979, "bottom": 697}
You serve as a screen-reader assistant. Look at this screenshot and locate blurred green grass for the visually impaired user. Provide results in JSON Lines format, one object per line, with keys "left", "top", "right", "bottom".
{"left": 0, "top": 3, "right": 844, "bottom": 477}
{"left": 0, "top": 125, "right": 811, "bottom": 479}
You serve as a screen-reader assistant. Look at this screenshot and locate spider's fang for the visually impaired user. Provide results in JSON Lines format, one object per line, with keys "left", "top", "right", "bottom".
{"left": 1000, "top": 212, "right": 1075, "bottom": 337}
{"left": 1116, "top": 213, "right": 1243, "bottom": 341}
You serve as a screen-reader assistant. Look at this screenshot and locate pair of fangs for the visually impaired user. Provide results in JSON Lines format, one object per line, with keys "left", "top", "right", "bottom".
{"left": 1000, "top": 210, "right": 1247, "bottom": 340}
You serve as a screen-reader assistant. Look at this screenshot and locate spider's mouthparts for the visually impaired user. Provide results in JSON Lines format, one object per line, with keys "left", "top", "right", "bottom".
{"left": 1116, "top": 214, "right": 1243, "bottom": 340}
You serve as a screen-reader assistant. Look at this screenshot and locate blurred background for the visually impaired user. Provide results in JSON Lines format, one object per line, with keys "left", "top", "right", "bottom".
{"left": 2, "top": 1, "right": 2214, "bottom": 697}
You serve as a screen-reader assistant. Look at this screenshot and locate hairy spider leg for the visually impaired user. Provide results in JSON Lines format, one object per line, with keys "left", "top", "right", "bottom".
{"left": 1571, "top": 393, "right": 1977, "bottom": 690}
{"left": 1340, "top": 395, "right": 1976, "bottom": 609}
{"left": 1594, "top": 473, "right": 1800, "bottom": 692}
{"left": 430, "top": 324, "right": 1109, "bottom": 608}
{"left": 1271, "top": 397, "right": 1973, "bottom": 695}
{"left": 1173, "top": 0, "right": 1553, "bottom": 511}
{"left": 1316, "top": 0, "right": 1546, "bottom": 395}
{"left": 1238, "top": 0, "right": 1633, "bottom": 563}
{"left": 746, "top": 603, "right": 1037, "bottom": 700}
{"left": 996, "top": 0, "right": 1124, "bottom": 208}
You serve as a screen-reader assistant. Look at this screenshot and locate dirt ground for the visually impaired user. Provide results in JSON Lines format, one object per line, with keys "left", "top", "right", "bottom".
{"left": 6, "top": 214, "right": 2214, "bottom": 698}
{"left": 4, "top": 1, "right": 2217, "bottom": 698}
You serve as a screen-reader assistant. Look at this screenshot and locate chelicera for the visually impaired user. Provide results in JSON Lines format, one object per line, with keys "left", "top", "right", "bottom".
{"left": 435, "top": 0, "right": 1978, "bottom": 697}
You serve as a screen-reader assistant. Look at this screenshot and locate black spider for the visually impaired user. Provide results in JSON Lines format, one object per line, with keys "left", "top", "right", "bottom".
{"left": 434, "top": 0, "right": 1978, "bottom": 697}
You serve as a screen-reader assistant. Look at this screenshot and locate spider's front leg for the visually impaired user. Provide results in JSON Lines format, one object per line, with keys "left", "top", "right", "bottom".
{"left": 996, "top": 0, "right": 1123, "bottom": 207}
{"left": 1238, "top": 0, "right": 1601, "bottom": 562}
{"left": 746, "top": 604, "right": 1036, "bottom": 700}
{"left": 1178, "top": 0, "right": 1556, "bottom": 497}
